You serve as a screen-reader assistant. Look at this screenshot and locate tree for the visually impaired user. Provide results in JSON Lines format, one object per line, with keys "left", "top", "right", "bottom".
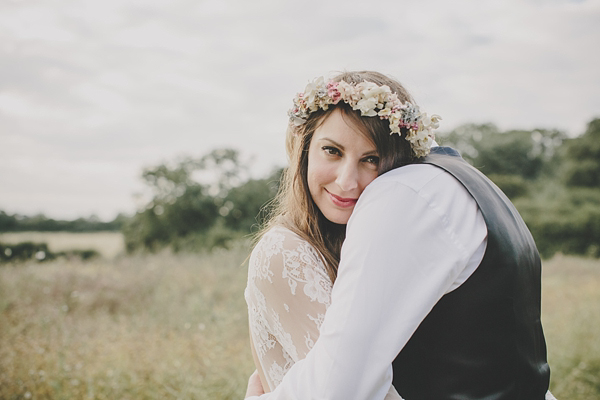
{"left": 440, "top": 123, "right": 565, "bottom": 179}
{"left": 563, "top": 118, "right": 600, "bottom": 188}
{"left": 0, "top": 210, "right": 125, "bottom": 232}
{"left": 439, "top": 124, "right": 566, "bottom": 199}
{"left": 122, "top": 148, "right": 280, "bottom": 253}
{"left": 221, "top": 168, "right": 282, "bottom": 232}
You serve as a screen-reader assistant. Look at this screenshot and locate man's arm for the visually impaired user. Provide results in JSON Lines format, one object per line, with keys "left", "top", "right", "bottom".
{"left": 246, "top": 165, "right": 487, "bottom": 399}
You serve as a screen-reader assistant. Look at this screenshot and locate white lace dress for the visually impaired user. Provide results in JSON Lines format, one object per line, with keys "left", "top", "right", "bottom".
{"left": 245, "top": 226, "right": 402, "bottom": 399}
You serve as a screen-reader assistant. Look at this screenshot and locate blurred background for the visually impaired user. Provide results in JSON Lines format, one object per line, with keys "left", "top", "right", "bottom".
{"left": 1, "top": 0, "right": 599, "bottom": 399}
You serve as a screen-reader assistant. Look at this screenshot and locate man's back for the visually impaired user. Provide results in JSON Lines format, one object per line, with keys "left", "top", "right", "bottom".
{"left": 393, "top": 148, "right": 550, "bottom": 400}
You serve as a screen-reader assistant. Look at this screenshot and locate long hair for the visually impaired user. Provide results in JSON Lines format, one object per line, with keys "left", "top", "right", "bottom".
{"left": 257, "top": 71, "right": 417, "bottom": 283}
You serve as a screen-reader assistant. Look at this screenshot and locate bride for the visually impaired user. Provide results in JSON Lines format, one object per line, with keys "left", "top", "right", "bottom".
{"left": 245, "top": 70, "right": 429, "bottom": 399}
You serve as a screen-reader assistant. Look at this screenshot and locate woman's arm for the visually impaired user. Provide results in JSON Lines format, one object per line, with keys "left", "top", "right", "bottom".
{"left": 249, "top": 330, "right": 268, "bottom": 393}
{"left": 245, "top": 226, "right": 332, "bottom": 390}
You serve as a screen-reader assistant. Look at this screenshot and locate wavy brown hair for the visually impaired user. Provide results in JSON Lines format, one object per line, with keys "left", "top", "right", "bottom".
{"left": 257, "top": 71, "right": 418, "bottom": 283}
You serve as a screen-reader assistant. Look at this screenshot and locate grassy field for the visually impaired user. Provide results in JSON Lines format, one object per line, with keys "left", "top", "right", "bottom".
{"left": 541, "top": 255, "right": 600, "bottom": 398}
{"left": 0, "top": 244, "right": 254, "bottom": 400}
{"left": 0, "top": 238, "right": 599, "bottom": 399}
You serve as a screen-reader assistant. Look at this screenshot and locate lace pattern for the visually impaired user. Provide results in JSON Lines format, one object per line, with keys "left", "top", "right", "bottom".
{"left": 245, "top": 226, "right": 332, "bottom": 390}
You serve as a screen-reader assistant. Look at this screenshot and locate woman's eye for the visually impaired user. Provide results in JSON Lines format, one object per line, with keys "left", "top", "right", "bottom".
{"left": 322, "top": 146, "right": 341, "bottom": 156}
{"left": 364, "top": 156, "right": 380, "bottom": 165}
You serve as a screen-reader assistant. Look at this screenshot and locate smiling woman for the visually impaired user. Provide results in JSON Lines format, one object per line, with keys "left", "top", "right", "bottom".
{"left": 244, "top": 71, "right": 428, "bottom": 398}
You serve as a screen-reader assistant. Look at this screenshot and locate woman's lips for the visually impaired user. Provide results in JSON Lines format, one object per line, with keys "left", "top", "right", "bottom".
{"left": 326, "top": 189, "right": 358, "bottom": 208}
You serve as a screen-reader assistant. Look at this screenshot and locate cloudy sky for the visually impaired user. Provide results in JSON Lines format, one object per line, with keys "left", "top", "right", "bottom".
{"left": 1, "top": 0, "right": 599, "bottom": 221}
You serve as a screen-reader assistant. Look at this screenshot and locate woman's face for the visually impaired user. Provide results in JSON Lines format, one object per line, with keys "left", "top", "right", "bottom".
{"left": 307, "top": 109, "right": 379, "bottom": 225}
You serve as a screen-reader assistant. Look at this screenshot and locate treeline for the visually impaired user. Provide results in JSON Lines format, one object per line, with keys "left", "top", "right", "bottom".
{"left": 439, "top": 118, "right": 600, "bottom": 258}
{"left": 0, "top": 212, "right": 127, "bottom": 232}
{"left": 0, "top": 242, "right": 99, "bottom": 263}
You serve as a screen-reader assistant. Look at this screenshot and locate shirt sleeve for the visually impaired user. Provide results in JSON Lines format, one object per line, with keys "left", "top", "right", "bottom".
{"left": 246, "top": 165, "right": 488, "bottom": 400}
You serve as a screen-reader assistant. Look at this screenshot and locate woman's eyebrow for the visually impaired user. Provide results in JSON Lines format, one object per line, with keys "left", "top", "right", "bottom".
{"left": 317, "top": 137, "right": 344, "bottom": 150}
{"left": 362, "top": 149, "right": 379, "bottom": 157}
{"left": 317, "top": 137, "right": 378, "bottom": 156}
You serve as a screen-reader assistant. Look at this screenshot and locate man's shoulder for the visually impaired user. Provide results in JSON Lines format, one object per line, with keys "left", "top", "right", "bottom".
{"left": 369, "top": 163, "right": 456, "bottom": 194}
{"left": 357, "top": 162, "right": 477, "bottom": 218}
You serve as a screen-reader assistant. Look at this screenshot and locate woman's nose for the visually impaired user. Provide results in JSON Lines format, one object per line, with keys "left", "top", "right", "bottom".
{"left": 335, "top": 161, "right": 359, "bottom": 192}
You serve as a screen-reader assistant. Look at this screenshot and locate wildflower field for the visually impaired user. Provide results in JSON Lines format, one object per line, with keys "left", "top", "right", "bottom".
{"left": 0, "top": 234, "right": 598, "bottom": 399}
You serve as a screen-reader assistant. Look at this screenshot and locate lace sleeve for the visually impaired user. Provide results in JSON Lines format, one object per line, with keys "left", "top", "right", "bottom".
{"left": 245, "top": 226, "right": 332, "bottom": 391}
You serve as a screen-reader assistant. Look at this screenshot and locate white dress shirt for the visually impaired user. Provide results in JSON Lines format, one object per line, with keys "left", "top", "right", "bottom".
{"left": 247, "top": 162, "right": 488, "bottom": 399}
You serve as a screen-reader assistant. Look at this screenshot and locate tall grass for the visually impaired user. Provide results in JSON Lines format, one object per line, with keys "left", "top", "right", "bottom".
{"left": 0, "top": 245, "right": 598, "bottom": 399}
{"left": 542, "top": 255, "right": 600, "bottom": 398}
{"left": 0, "top": 244, "right": 254, "bottom": 399}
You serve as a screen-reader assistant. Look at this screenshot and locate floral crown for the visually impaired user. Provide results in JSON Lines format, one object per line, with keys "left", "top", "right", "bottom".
{"left": 288, "top": 77, "right": 441, "bottom": 158}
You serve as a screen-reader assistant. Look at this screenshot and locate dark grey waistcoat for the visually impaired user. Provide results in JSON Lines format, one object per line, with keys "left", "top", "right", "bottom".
{"left": 392, "top": 147, "right": 550, "bottom": 400}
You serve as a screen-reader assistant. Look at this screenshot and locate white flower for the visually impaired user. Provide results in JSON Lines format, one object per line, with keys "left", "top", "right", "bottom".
{"left": 389, "top": 112, "right": 401, "bottom": 127}
{"left": 303, "top": 77, "right": 325, "bottom": 106}
{"left": 356, "top": 97, "right": 379, "bottom": 116}
{"left": 430, "top": 114, "right": 442, "bottom": 129}
{"left": 360, "top": 83, "right": 391, "bottom": 103}
{"left": 336, "top": 81, "right": 355, "bottom": 100}
{"left": 420, "top": 113, "right": 442, "bottom": 130}
{"left": 378, "top": 107, "right": 393, "bottom": 118}
{"left": 290, "top": 116, "right": 306, "bottom": 126}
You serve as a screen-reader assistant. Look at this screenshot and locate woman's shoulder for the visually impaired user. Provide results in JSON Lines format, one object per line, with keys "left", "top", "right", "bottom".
{"left": 253, "top": 225, "right": 306, "bottom": 252}
{"left": 263, "top": 225, "right": 302, "bottom": 239}
{"left": 249, "top": 225, "right": 328, "bottom": 279}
